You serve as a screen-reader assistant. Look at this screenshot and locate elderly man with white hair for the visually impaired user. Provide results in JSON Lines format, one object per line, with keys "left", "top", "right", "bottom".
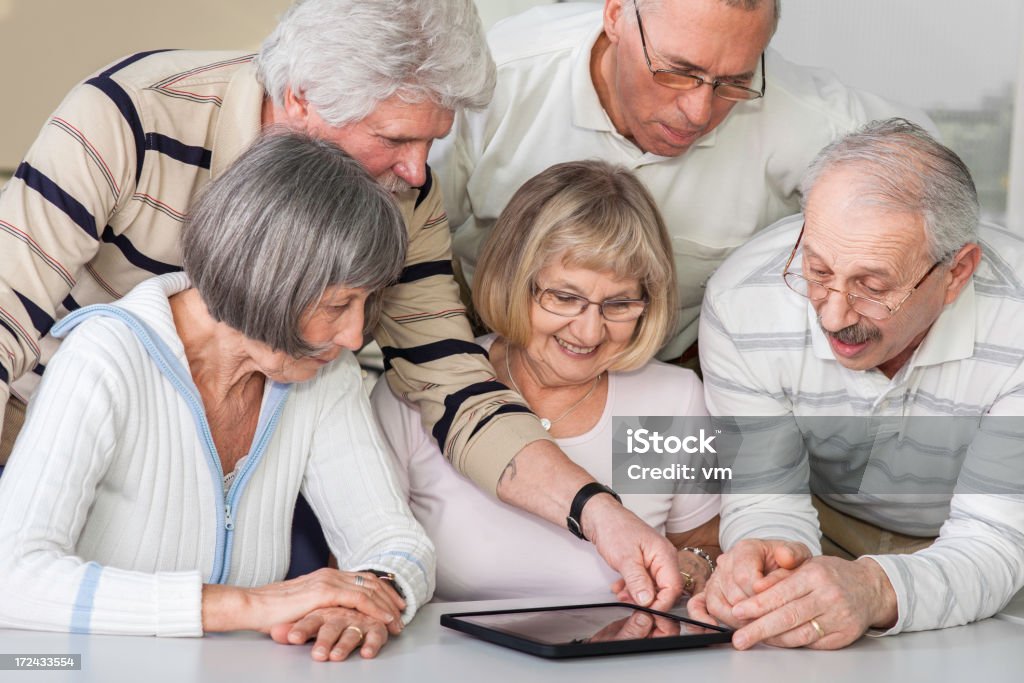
{"left": 0, "top": 0, "right": 685, "bottom": 617}
{"left": 690, "top": 118, "right": 1024, "bottom": 650}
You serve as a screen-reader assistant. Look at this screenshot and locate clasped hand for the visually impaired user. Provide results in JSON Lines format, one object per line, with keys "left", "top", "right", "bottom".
{"left": 686, "top": 539, "right": 898, "bottom": 650}
{"left": 205, "top": 568, "right": 406, "bottom": 661}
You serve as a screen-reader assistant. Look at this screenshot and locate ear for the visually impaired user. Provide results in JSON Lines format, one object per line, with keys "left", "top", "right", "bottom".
{"left": 281, "top": 87, "right": 310, "bottom": 127}
{"left": 603, "top": 0, "right": 627, "bottom": 45}
{"left": 942, "top": 242, "right": 981, "bottom": 305}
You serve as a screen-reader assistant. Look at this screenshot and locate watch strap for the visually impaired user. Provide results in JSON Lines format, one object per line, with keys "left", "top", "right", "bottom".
{"left": 566, "top": 482, "right": 621, "bottom": 541}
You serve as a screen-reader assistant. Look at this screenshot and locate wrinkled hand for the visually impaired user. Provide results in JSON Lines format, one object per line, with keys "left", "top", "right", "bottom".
{"left": 584, "top": 495, "right": 683, "bottom": 611}
{"left": 270, "top": 607, "right": 393, "bottom": 661}
{"left": 686, "top": 539, "right": 810, "bottom": 631}
{"left": 611, "top": 546, "right": 714, "bottom": 602}
{"left": 229, "top": 569, "right": 405, "bottom": 635}
{"left": 587, "top": 610, "right": 681, "bottom": 643}
{"left": 726, "top": 556, "right": 898, "bottom": 650}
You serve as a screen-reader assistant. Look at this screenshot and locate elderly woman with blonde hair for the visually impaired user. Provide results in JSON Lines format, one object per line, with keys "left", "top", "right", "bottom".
{"left": 372, "top": 160, "right": 719, "bottom": 603}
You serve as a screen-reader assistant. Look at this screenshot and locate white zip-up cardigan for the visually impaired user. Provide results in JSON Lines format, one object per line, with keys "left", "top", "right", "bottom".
{"left": 0, "top": 273, "right": 435, "bottom": 636}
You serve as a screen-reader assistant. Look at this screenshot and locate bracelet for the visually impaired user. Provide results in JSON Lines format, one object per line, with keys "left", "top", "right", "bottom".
{"left": 681, "top": 547, "right": 716, "bottom": 576}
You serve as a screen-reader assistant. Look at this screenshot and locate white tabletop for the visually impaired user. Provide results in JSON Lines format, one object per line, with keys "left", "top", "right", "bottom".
{"left": 2, "top": 594, "right": 1023, "bottom": 683}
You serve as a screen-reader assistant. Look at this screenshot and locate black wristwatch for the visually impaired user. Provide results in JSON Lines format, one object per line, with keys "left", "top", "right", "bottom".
{"left": 566, "top": 482, "right": 621, "bottom": 541}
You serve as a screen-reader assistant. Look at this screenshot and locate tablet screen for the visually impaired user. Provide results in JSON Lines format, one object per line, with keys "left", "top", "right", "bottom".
{"left": 454, "top": 604, "right": 725, "bottom": 645}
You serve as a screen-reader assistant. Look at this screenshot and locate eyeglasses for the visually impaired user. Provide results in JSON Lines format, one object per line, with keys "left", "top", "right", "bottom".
{"left": 634, "top": 0, "right": 765, "bottom": 101}
{"left": 533, "top": 286, "right": 648, "bottom": 322}
{"left": 781, "top": 223, "right": 943, "bottom": 321}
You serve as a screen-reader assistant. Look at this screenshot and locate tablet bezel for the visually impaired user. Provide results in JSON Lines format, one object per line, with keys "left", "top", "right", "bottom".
{"left": 440, "top": 601, "right": 734, "bottom": 659}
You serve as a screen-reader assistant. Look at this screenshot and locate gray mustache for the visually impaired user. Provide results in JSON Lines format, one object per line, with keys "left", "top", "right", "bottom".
{"left": 818, "top": 318, "right": 882, "bottom": 345}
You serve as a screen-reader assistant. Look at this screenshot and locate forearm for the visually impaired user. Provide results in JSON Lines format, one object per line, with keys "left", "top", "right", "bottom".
{"left": 865, "top": 496, "right": 1024, "bottom": 635}
{"left": 495, "top": 438, "right": 598, "bottom": 527}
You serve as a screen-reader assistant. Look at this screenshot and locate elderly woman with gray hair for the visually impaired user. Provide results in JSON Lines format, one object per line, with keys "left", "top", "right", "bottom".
{"left": 0, "top": 132, "right": 433, "bottom": 662}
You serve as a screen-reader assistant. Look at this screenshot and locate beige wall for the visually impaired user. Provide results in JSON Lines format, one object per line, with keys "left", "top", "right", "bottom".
{"left": 0, "top": 0, "right": 290, "bottom": 169}
{"left": 0, "top": 0, "right": 554, "bottom": 171}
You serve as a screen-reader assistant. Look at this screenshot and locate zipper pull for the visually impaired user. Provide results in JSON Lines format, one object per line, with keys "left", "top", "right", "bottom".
{"left": 224, "top": 504, "right": 234, "bottom": 531}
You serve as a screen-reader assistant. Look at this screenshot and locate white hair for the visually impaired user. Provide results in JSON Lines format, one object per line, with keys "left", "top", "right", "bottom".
{"left": 255, "top": 0, "right": 496, "bottom": 126}
{"left": 800, "top": 118, "right": 980, "bottom": 262}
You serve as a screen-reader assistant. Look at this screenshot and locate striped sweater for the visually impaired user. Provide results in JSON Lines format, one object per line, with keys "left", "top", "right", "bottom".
{"left": 0, "top": 49, "right": 549, "bottom": 492}
{"left": 0, "top": 273, "right": 434, "bottom": 635}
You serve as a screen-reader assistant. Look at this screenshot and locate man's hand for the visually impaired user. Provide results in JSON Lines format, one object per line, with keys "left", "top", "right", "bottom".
{"left": 725, "top": 556, "right": 898, "bottom": 650}
{"left": 686, "top": 539, "right": 810, "bottom": 629}
{"left": 583, "top": 494, "right": 683, "bottom": 610}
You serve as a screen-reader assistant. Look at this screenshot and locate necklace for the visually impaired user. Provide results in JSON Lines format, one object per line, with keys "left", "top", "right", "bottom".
{"left": 503, "top": 343, "right": 603, "bottom": 431}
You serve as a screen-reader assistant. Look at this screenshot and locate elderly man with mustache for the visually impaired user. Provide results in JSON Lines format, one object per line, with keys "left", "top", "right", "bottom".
{"left": 692, "top": 118, "right": 1024, "bottom": 649}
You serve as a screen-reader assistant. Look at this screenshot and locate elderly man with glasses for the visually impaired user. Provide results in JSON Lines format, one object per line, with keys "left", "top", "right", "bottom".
{"left": 690, "top": 118, "right": 1024, "bottom": 649}
{"left": 432, "top": 0, "right": 932, "bottom": 365}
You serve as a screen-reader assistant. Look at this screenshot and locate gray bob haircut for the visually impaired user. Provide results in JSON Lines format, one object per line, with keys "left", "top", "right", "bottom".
{"left": 800, "top": 118, "right": 979, "bottom": 262}
{"left": 182, "top": 132, "right": 407, "bottom": 357}
{"left": 255, "top": 0, "right": 496, "bottom": 126}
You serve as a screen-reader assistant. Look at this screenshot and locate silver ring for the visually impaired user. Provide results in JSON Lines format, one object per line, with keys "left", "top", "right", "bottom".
{"left": 810, "top": 618, "right": 825, "bottom": 639}
{"left": 354, "top": 574, "right": 365, "bottom": 587}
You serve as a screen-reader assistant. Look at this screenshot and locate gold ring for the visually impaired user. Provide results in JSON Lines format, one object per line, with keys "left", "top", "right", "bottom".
{"left": 810, "top": 618, "right": 825, "bottom": 639}
{"left": 679, "top": 569, "right": 695, "bottom": 593}
{"left": 344, "top": 625, "right": 365, "bottom": 641}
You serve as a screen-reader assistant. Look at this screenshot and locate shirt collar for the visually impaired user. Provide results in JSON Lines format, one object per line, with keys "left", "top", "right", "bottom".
{"left": 211, "top": 61, "right": 265, "bottom": 179}
{"left": 570, "top": 22, "right": 718, "bottom": 154}
{"left": 808, "top": 279, "right": 977, "bottom": 369}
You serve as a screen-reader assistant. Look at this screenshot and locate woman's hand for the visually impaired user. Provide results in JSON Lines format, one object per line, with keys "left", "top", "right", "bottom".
{"left": 609, "top": 517, "right": 721, "bottom": 601}
{"left": 202, "top": 568, "right": 405, "bottom": 634}
{"left": 270, "top": 607, "right": 393, "bottom": 661}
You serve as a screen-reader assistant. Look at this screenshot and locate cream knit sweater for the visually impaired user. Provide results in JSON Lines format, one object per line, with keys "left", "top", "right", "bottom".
{"left": 0, "top": 273, "right": 434, "bottom": 636}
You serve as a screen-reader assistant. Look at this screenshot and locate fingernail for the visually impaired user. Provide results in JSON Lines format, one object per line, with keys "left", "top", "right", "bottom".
{"left": 635, "top": 613, "right": 651, "bottom": 627}
{"left": 637, "top": 591, "right": 652, "bottom": 605}
{"left": 733, "top": 604, "right": 750, "bottom": 619}
{"left": 313, "top": 647, "right": 327, "bottom": 658}
{"left": 733, "top": 634, "right": 748, "bottom": 650}
{"left": 288, "top": 630, "right": 302, "bottom": 643}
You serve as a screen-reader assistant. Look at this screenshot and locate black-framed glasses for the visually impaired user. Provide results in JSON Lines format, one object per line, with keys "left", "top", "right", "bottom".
{"left": 781, "top": 223, "right": 943, "bottom": 321}
{"left": 634, "top": 0, "right": 765, "bottom": 101}
{"left": 533, "top": 286, "right": 648, "bottom": 322}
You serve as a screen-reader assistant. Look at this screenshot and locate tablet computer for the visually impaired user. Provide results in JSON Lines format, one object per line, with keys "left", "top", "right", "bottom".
{"left": 440, "top": 602, "right": 733, "bottom": 659}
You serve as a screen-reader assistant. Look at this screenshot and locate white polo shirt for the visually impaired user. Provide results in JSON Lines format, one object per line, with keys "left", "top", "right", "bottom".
{"left": 432, "top": 3, "right": 933, "bottom": 358}
{"left": 700, "top": 214, "right": 1024, "bottom": 635}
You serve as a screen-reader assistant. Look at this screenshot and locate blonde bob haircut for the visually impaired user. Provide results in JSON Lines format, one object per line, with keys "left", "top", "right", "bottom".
{"left": 473, "top": 160, "right": 677, "bottom": 372}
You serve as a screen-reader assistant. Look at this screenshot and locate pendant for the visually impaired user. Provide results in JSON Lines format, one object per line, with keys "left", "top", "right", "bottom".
{"left": 540, "top": 417, "right": 552, "bottom": 430}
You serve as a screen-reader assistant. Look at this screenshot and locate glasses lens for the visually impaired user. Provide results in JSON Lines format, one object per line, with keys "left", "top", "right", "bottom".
{"left": 538, "top": 289, "right": 587, "bottom": 317}
{"left": 783, "top": 272, "right": 810, "bottom": 297}
{"left": 849, "top": 297, "right": 893, "bottom": 321}
{"left": 601, "top": 300, "right": 647, "bottom": 322}
{"left": 652, "top": 71, "right": 703, "bottom": 90}
{"left": 713, "top": 84, "right": 762, "bottom": 101}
